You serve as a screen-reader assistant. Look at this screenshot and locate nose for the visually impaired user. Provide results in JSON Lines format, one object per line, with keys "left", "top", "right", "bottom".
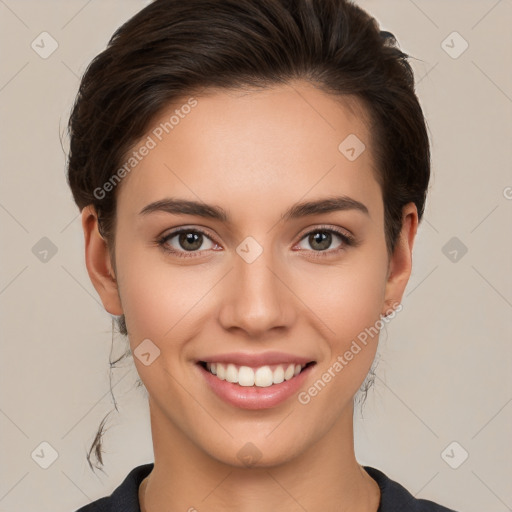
{"left": 217, "top": 242, "right": 296, "bottom": 337}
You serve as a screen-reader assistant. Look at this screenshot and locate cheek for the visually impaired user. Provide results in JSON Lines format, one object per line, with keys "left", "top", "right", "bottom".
{"left": 292, "top": 251, "right": 388, "bottom": 346}
{"left": 295, "top": 261, "right": 387, "bottom": 416}
{"left": 114, "top": 243, "right": 212, "bottom": 347}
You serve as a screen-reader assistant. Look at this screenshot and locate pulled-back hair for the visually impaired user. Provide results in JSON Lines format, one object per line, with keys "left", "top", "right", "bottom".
{"left": 66, "top": 0, "right": 430, "bottom": 472}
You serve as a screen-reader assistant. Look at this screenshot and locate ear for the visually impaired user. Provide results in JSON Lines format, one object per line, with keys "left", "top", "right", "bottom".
{"left": 382, "top": 202, "right": 419, "bottom": 316}
{"left": 81, "top": 205, "right": 123, "bottom": 316}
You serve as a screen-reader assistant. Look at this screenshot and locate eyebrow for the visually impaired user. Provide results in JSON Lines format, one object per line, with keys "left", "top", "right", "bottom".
{"left": 139, "top": 195, "right": 369, "bottom": 222}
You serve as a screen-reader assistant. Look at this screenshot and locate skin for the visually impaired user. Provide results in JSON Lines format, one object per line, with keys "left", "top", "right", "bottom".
{"left": 82, "top": 79, "right": 418, "bottom": 512}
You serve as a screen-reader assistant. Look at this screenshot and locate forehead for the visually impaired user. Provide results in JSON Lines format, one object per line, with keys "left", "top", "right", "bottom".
{"left": 115, "top": 80, "right": 382, "bottom": 224}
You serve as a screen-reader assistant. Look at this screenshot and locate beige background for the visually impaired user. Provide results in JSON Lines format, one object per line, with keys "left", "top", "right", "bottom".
{"left": 1, "top": 1, "right": 511, "bottom": 511}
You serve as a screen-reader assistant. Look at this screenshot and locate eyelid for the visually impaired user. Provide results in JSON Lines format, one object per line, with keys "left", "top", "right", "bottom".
{"left": 157, "top": 226, "right": 219, "bottom": 257}
{"left": 295, "top": 223, "right": 354, "bottom": 243}
{"left": 160, "top": 225, "right": 216, "bottom": 241}
{"left": 157, "top": 224, "right": 357, "bottom": 258}
{"left": 292, "top": 224, "right": 357, "bottom": 255}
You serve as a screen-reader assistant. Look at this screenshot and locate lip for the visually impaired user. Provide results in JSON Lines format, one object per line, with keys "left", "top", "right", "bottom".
{"left": 197, "top": 351, "right": 315, "bottom": 367}
{"left": 196, "top": 360, "right": 316, "bottom": 410}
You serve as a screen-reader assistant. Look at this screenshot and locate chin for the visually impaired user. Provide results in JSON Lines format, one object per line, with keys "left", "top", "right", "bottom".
{"left": 202, "top": 433, "right": 306, "bottom": 470}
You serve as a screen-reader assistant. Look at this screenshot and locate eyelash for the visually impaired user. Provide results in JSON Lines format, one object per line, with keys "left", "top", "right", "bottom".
{"left": 156, "top": 225, "right": 357, "bottom": 259}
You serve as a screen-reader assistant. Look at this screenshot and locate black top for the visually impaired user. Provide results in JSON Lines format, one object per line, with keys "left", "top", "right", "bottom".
{"left": 74, "top": 463, "right": 459, "bottom": 511}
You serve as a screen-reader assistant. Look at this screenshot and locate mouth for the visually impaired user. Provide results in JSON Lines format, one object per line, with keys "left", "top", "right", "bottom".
{"left": 197, "top": 360, "right": 316, "bottom": 388}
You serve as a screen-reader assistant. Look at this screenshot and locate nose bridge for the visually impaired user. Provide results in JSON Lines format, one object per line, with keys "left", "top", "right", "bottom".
{"left": 219, "top": 235, "right": 293, "bottom": 334}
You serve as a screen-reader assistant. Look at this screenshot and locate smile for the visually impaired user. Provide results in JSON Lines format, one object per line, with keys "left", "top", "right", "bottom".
{"left": 200, "top": 361, "right": 316, "bottom": 388}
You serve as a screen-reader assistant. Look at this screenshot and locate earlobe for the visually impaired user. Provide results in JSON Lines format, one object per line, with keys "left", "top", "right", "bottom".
{"left": 382, "top": 202, "right": 419, "bottom": 316}
{"left": 81, "top": 205, "right": 123, "bottom": 316}
{"left": 382, "top": 298, "right": 401, "bottom": 317}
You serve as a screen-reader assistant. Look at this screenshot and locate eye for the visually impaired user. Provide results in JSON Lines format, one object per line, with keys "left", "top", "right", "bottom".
{"left": 156, "top": 225, "right": 357, "bottom": 259}
{"left": 157, "top": 227, "right": 219, "bottom": 258}
{"left": 295, "top": 226, "right": 356, "bottom": 257}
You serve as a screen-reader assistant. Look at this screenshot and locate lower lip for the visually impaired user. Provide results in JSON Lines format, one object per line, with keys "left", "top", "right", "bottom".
{"left": 197, "top": 362, "right": 315, "bottom": 410}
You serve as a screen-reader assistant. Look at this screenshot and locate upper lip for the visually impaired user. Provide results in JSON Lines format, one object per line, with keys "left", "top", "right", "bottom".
{"left": 197, "top": 351, "right": 315, "bottom": 367}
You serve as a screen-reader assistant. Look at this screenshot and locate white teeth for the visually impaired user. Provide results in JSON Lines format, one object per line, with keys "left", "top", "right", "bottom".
{"left": 226, "top": 363, "right": 238, "bottom": 383}
{"left": 205, "top": 362, "right": 306, "bottom": 387}
{"left": 254, "top": 366, "right": 273, "bottom": 387}
{"left": 216, "top": 363, "right": 226, "bottom": 380}
{"left": 239, "top": 366, "right": 255, "bottom": 386}
{"left": 285, "top": 364, "right": 295, "bottom": 380}
{"left": 273, "top": 365, "right": 285, "bottom": 384}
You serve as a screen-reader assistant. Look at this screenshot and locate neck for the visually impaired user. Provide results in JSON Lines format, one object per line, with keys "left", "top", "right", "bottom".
{"left": 140, "top": 399, "right": 380, "bottom": 512}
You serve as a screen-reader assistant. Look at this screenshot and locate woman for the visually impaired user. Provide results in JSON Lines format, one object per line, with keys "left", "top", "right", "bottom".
{"left": 68, "top": 0, "right": 458, "bottom": 510}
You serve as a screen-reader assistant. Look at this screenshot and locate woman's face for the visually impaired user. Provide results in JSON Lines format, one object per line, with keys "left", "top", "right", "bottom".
{"left": 84, "top": 80, "right": 416, "bottom": 468}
